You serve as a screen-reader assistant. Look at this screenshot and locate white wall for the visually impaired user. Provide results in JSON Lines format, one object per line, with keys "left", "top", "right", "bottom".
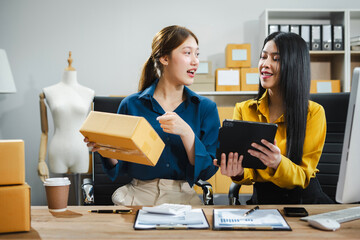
{"left": 1, "top": 0, "right": 359, "bottom": 205}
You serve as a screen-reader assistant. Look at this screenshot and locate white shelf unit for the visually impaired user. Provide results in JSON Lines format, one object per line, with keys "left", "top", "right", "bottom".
{"left": 197, "top": 91, "right": 257, "bottom": 107}
{"left": 197, "top": 91, "right": 257, "bottom": 96}
{"left": 196, "top": 9, "right": 360, "bottom": 105}
{"left": 259, "top": 9, "right": 358, "bottom": 92}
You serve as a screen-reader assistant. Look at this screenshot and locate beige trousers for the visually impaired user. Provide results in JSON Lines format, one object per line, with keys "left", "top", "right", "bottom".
{"left": 112, "top": 178, "right": 203, "bottom": 206}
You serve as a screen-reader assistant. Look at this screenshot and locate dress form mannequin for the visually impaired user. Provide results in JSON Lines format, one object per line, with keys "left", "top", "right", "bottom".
{"left": 38, "top": 52, "right": 95, "bottom": 182}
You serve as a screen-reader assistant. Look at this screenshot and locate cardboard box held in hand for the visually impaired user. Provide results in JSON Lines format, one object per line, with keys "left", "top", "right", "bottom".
{"left": 80, "top": 111, "right": 165, "bottom": 166}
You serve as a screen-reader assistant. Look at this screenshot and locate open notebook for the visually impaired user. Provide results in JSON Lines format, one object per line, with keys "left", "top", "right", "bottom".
{"left": 134, "top": 208, "right": 209, "bottom": 230}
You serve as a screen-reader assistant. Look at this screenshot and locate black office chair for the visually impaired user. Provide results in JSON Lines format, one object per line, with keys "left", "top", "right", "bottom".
{"left": 91, "top": 96, "right": 132, "bottom": 205}
{"left": 228, "top": 92, "right": 350, "bottom": 204}
{"left": 311, "top": 92, "right": 349, "bottom": 202}
{"left": 91, "top": 96, "right": 214, "bottom": 205}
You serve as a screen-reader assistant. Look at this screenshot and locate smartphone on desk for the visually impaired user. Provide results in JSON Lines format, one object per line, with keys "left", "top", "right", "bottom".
{"left": 283, "top": 207, "right": 308, "bottom": 217}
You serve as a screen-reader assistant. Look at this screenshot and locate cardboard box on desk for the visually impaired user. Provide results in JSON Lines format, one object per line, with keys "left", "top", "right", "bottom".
{"left": 80, "top": 111, "right": 165, "bottom": 166}
{"left": 310, "top": 80, "right": 341, "bottom": 93}
{"left": 0, "top": 184, "right": 31, "bottom": 233}
{"left": 0, "top": 140, "right": 25, "bottom": 185}
{"left": 216, "top": 68, "right": 240, "bottom": 91}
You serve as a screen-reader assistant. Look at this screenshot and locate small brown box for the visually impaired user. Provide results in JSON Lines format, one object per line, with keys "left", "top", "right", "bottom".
{"left": 195, "top": 61, "right": 212, "bottom": 81}
{"left": 191, "top": 61, "right": 215, "bottom": 91}
{"left": 310, "top": 80, "right": 341, "bottom": 93}
{"left": 188, "top": 82, "right": 215, "bottom": 92}
{"left": 0, "top": 184, "right": 31, "bottom": 233}
{"left": 0, "top": 140, "right": 25, "bottom": 185}
{"left": 80, "top": 111, "right": 165, "bottom": 166}
{"left": 240, "top": 68, "right": 259, "bottom": 91}
{"left": 215, "top": 68, "right": 241, "bottom": 91}
{"left": 226, "top": 44, "right": 251, "bottom": 68}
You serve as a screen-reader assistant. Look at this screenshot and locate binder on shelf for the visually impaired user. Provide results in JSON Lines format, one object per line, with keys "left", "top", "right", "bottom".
{"left": 311, "top": 25, "right": 322, "bottom": 50}
{"left": 322, "top": 24, "right": 332, "bottom": 51}
{"left": 333, "top": 25, "right": 344, "bottom": 50}
{"left": 279, "top": 25, "right": 289, "bottom": 33}
{"left": 300, "top": 25, "right": 311, "bottom": 49}
{"left": 268, "top": 25, "right": 279, "bottom": 35}
{"left": 290, "top": 25, "right": 300, "bottom": 35}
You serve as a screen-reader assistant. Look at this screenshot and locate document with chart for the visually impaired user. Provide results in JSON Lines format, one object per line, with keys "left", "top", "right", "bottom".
{"left": 213, "top": 209, "right": 291, "bottom": 231}
{"left": 134, "top": 208, "right": 209, "bottom": 230}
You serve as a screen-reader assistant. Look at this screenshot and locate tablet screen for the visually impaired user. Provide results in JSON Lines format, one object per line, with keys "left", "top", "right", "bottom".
{"left": 216, "top": 119, "right": 278, "bottom": 169}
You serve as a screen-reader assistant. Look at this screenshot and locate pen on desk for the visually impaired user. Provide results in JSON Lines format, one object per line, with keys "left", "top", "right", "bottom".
{"left": 89, "top": 209, "right": 132, "bottom": 214}
{"left": 243, "top": 206, "right": 259, "bottom": 216}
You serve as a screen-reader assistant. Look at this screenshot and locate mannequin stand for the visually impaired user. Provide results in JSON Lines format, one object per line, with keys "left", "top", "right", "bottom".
{"left": 60, "top": 173, "right": 82, "bottom": 206}
{"left": 73, "top": 173, "right": 82, "bottom": 206}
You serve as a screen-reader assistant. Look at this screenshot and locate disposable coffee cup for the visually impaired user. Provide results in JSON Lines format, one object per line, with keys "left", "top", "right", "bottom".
{"left": 44, "top": 177, "right": 71, "bottom": 212}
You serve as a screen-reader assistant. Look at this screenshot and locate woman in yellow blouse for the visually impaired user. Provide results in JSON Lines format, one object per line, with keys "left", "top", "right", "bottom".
{"left": 215, "top": 32, "right": 333, "bottom": 204}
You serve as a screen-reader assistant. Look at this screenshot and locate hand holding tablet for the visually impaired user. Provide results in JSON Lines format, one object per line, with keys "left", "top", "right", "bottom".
{"left": 216, "top": 119, "right": 278, "bottom": 169}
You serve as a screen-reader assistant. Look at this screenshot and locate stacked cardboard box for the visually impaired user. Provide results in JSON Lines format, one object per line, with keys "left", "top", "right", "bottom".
{"left": 216, "top": 44, "right": 259, "bottom": 91}
{"left": 0, "top": 140, "right": 31, "bottom": 233}
{"left": 189, "top": 61, "right": 215, "bottom": 92}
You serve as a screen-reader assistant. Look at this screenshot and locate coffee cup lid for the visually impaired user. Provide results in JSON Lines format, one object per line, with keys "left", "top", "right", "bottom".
{"left": 43, "top": 177, "right": 71, "bottom": 186}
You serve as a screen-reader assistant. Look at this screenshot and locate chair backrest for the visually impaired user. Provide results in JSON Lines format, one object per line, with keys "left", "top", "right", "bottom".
{"left": 310, "top": 92, "right": 349, "bottom": 202}
{"left": 92, "top": 96, "right": 132, "bottom": 205}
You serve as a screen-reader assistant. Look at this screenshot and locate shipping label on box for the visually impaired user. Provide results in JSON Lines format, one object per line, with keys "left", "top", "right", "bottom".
{"left": 80, "top": 111, "right": 165, "bottom": 166}
{"left": 0, "top": 140, "right": 25, "bottom": 185}
{"left": 215, "top": 68, "right": 240, "bottom": 91}
{"left": 196, "top": 61, "right": 212, "bottom": 75}
{"left": 225, "top": 44, "right": 251, "bottom": 68}
{"left": 0, "top": 184, "right": 31, "bottom": 233}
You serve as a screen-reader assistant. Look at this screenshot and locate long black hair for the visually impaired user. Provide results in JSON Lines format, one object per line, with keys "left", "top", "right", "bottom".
{"left": 257, "top": 32, "right": 310, "bottom": 164}
{"left": 138, "top": 25, "right": 198, "bottom": 92}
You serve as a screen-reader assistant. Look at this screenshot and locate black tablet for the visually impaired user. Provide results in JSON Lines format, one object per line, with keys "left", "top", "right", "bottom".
{"left": 216, "top": 119, "right": 278, "bottom": 169}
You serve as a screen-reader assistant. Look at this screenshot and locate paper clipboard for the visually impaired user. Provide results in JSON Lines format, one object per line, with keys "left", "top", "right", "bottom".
{"left": 133, "top": 209, "right": 210, "bottom": 230}
{"left": 216, "top": 119, "right": 278, "bottom": 169}
{"left": 213, "top": 209, "right": 291, "bottom": 231}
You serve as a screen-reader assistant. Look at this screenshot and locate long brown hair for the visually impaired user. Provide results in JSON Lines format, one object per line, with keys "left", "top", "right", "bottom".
{"left": 138, "top": 25, "right": 198, "bottom": 92}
